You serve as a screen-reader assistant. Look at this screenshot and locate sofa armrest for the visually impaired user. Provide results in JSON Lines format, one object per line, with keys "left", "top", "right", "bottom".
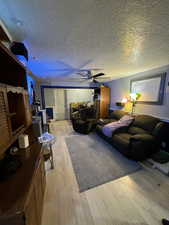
{"left": 152, "top": 122, "right": 167, "bottom": 141}
{"left": 71, "top": 111, "right": 80, "bottom": 119}
{"left": 129, "top": 134, "right": 157, "bottom": 160}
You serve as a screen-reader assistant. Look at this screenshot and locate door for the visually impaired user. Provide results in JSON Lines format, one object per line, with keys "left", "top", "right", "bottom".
{"left": 44, "top": 88, "right": 94, "bottom": 120}
{"left": 100, "top": 86, "right": 110, "bottom": 118}
{"left": 44, "top": 88, "right": 67, "bottom": 120}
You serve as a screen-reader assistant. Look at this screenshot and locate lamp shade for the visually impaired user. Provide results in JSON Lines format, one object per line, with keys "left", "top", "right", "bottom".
{"left": 121, "top": 97, "right": 128, "bottom": 103}
{"left": 130, "top": 93, "right": 141, "bottom": 102}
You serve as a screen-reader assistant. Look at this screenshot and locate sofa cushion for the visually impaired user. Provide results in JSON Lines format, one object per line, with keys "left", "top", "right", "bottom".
{"left": 109, "top": 110, "right": 127, "bottom": 120}
{"left": 112, "top": 133, "right": 132, "bottom": 152}
{"left": 128, "top": 126, "right": 149, "bottom": 135}
{"left": 132, "top": 115, "right": 160, "bottom": 133}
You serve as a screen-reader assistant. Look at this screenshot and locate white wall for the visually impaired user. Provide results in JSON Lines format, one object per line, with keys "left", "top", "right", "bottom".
{"left": 66, "top": 89, "right": 93, "bottom": 105}
{"left": 107, "top": 65, "right": 169, "bottom": 120}
{"left": 44, "top": 87, "right": 94, "bottom": 120}
{"left": 44, "top": 88, "right": 66, "bottom": 120}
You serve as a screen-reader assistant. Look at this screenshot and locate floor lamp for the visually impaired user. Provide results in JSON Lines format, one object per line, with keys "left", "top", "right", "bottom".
{"left": 129, "top": 93, "right": 141, "bottom": 115}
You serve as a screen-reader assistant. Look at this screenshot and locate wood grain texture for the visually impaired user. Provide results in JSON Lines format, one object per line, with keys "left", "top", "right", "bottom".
{"left": 0, "top": 86, "right": 11, "bottom": 155}
{"left": 0, "top": 126, "right": 46, "bottom": 225}
{"left": 0, "top": 84, "right": 32, "bottom": 156}
{"left": 42, "top": 120, "right": 169, "bottom": 225}
{"left": 100, "top": 86, "right": 110, "bottom": 118}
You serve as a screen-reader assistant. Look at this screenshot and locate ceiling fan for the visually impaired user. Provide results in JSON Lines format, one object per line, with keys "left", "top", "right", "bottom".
{"left": 73, "top": 70, "right": 112, "bottom": 83}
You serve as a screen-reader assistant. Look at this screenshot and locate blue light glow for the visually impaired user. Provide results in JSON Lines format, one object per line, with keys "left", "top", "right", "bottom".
{"left": 27, "top": 75, "right": 36, "bottom": 104}
{"left": 27, "top": 60, "right": 76, "bottom": 78}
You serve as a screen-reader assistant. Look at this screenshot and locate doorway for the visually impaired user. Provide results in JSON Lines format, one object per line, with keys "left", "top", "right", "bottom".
{"left": 43, "top": 87, "right": 94, "bottom": 120}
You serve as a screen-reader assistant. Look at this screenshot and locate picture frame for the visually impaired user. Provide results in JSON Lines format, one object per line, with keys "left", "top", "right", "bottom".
{"left": 130, "top": 73, "right": 166, "bottom": 105}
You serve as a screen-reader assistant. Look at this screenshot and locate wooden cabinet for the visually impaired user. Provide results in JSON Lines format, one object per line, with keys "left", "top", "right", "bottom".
{"left": 25, "top": 186, "right": 38, "bottom": 225}
{"left": 0, "top": 42, "right": 27, "bottom": 89}
{"left": 0, "top": 84, "right": 32, "bottom": 155}
{"left": 0, "top": 41, "right": 33, "bottom": 156}
{"left": 0, "top": 85, "right": 11, "bottom": 155}
{"left": 25, "top": 157, "right": 46, "bottom": 225}
{"left": 0, "top": 33, "right": 42, "bottom": 225}
{"left": 23, "top": 91, "right": 32, "bottom": 127}
{"left": 0, "top": 137, "right": 46, "bottom": 225}
{"left": 99, "top": 86, "right": 110, "bottom": 118}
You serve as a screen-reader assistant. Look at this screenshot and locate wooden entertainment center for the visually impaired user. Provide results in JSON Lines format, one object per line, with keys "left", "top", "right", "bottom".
{"left": 0, "top": 42, "right": 46, "bottom": 225}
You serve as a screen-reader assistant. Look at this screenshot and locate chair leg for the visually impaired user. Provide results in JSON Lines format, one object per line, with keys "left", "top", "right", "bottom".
{"left": 50, "top": 144, "right": 54, "bottom": 169}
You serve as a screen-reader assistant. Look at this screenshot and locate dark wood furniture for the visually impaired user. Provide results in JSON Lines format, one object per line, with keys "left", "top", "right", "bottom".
{"left": 0, "top": 23, "right": 11, "bottom": 42}
{"left": 99, "top": 86, "right": 110, "bottom": 118}
{"left": 0, "top": 38, "right": 46, "bottom": 225}
{"left": 0, "top": 42, "right": 27, "bottom": 89}
{"left": 0, "top": 42, "right": 31, "bottom": 156}
{"left": 0, "top": 127, "right": 46, "bottom": 225}
{"left": 0, "top": 84, "right": 32, "bottom": 156}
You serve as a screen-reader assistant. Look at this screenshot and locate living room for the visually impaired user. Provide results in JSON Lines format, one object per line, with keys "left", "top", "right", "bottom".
{"left": 0, "top": 1, "right": 169, "bottom": 225}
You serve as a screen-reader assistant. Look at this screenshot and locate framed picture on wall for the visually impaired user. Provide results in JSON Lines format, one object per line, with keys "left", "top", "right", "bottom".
{"left": 130, "top": 73, "right": 166, "bottom": 105}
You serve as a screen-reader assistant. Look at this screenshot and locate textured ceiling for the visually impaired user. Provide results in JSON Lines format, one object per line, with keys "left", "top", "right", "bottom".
{"left": 0, "top": 0, "right": 169, "bottom": 81}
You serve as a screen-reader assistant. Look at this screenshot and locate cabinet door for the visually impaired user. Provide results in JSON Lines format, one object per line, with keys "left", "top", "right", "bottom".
{"left": 41, "top": 158, "right": 46, "bottom": 195}
{"left": 34, "top": 158, "right": 45, "bottom": 225}
{"left": 0, "top": 86, "right": 11, "bottom": 154}
{"left": 100, "top": 87, "right": 110, "bottom": 118}
{"left": 25, "top": 187, "right": 38, "bottom": 225}
{"left": 25, "top": 157, "right": 46, "bottom": 225}
{"left": 23, "top": 92, "right": 32, "bottom": 127}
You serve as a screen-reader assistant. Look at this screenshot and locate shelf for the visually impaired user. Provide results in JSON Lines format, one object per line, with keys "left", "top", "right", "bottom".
{"left": 12, "top": 124, "right": 25, "bottom": 136}
{"left": 7, "top": 112, "right": 17, "bottom": 117}
{"left": 7, "top": 86, "right": 24, "bottom": 94}
{"left": 0, "top": 42, "right": 26, "bottom": 71}
{"left": 0, "top": 43, "right": 28, "bottom": 89}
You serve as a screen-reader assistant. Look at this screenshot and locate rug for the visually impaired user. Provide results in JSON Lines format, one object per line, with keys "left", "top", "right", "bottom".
{"left": 65, "top": 133, "right": 141, "bottom": 192}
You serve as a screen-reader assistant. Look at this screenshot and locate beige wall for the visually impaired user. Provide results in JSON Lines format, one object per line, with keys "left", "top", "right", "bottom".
{"left": 107, "top": 65, "right": 169, "bottom": 120}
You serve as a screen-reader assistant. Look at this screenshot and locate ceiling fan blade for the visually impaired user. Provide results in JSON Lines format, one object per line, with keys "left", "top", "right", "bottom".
{"left": 92, "top": 79, "right": 99, "bottom": 83}
{"left": 92, "top": 73, "right": 105, "bottom": 78}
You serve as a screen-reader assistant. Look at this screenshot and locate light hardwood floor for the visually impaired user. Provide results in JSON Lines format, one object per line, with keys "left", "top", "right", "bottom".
{"left": 41, "top": 120, "right": 169, "bottom": 225}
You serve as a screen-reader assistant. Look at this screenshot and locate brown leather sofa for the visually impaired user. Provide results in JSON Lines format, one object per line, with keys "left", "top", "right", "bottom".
{"left": 97, "top": 110, "right": 128, "bottom": 125}
{"left": 96, "top": 111, "right": 166, "bottom": 161}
